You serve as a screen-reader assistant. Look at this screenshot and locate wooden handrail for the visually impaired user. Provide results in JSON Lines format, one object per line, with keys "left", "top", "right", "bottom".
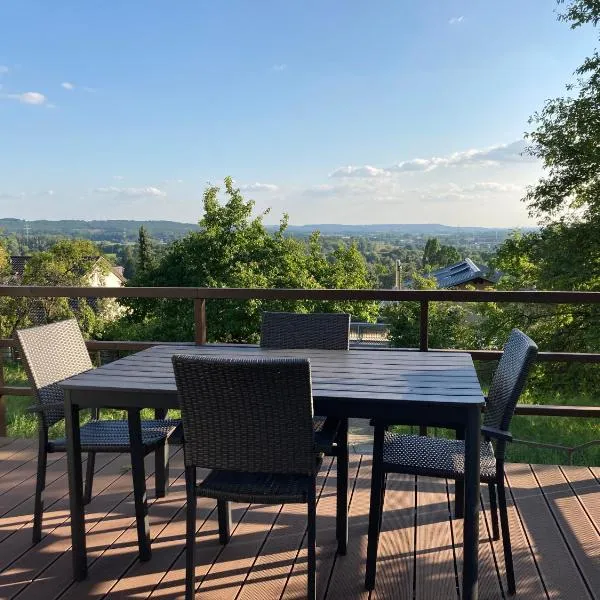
{"left": 2, "top": 285, "right": 600, "bottom": 437}
{"left": 1, "top": 285, "right": 600, "bottom": 303}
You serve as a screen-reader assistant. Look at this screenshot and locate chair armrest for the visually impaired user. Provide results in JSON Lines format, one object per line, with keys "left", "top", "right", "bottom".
{"left": 481, "top": 425, "right": 512, "bottom": 442}
{"left": 25, "top": 401, "right": 64, "bottom": 414}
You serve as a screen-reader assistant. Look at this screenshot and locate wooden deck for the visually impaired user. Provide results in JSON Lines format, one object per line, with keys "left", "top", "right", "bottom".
{"left": 0, "top": 437, "right": 598, "bottom": 600}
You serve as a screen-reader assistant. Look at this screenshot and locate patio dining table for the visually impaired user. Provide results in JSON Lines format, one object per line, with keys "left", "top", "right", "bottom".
{"left": 60, "top": 344, "right": 485, "bottom": 600}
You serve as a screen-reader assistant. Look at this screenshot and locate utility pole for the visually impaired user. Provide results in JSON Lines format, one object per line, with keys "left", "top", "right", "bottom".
{"left": 24, "top": 222, "right": 31, "bottom": 247}
{"left": 394, "top": 259, "right": 402, "bottom": 290}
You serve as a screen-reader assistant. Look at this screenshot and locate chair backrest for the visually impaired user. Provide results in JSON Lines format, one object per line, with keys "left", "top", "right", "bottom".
{"left": 172, "top": 355, "right": 316, "bottom": 474}
{"left": 260, "top": 312, "right": 350, "bottom": 350}
{"left": 483, "top": 328, "right": 538, "bottom": 434}
{"left": 16, "top": 319, "right": 93, "bottom": 427}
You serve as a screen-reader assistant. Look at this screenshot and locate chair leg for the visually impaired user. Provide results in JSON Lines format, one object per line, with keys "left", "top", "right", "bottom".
{"left": 488, "top": 482, "right": 500, "bottom": 541}
{"left": 155, "top": 440, "right": 169, "bottom": 498}
{"left": 307, "top": 474, "right": 317, "bottom": 600}
{"left": 365, "top": 425, "right": 386, "bottom": 591}
{"left": 454, "top": 426, "right": 465, "bottom": 518}
{"left": 83, "top": 451, "right": 96, "bottom": 505}
{"left": 185, "top": 466, "right": 196, "bottom": 600}
{"left": 32, "top": 441, "right": 48, "bottom": 544}
{"left": 336, "top": 418, "right": 349, "bottom": 555}
{"left": 497, "top": 476, "right": 516, "bottom": 595}
{"left": 217, "top": 500, "right": 231, "bottom": 544}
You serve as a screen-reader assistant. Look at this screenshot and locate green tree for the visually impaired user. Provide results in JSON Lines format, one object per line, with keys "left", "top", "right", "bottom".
{"left": 422, "top": 237, "right": 461, "bottom": 270}
{"left": 1, "top": 239, "right": 109, "bottom": 338}
{"left": 475, "top": 0, "right": 600, "bottom": 393}
{"left": 107, "top": 178, "right": 377, "bottom": 343}
{"left": 137, "top": 226, "right": 152, "bottom": 274}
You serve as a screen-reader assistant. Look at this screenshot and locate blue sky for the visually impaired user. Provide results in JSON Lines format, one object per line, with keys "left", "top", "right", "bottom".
{"left": 0, "top": 0, "right": 597, "bottom": 226}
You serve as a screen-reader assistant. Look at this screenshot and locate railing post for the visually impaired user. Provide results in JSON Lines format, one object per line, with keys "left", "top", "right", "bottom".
{"left": 0, "top": 348, "right": 6, "bottom": 437}
{"left": 419, "top": 300, "right": 429, "bottom": 352}
{"left": 194, "top": 298, "right": 207, "bottom": 345}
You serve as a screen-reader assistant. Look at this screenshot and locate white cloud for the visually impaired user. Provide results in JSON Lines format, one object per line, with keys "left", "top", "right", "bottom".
{"left": 112, "top": 175, "right": 125, "bottom": 181}
{"left": 61, "top": 82, "right": 75, "bottom": 90}
{"left": 328, "top": 165, "right": 390, "bottom": 178}
{"left": 94, "top": 186, "right": 167, "bottom": 198}
{"left": 239, "top": 182, "right": 279, "bottom": 192}
{"left": 2, "top": 91, "right": 47, "bottom": 105}
{"left": 20, "top": 92, "right": 46, "bottom": 105}
{"left": 463, "top": 182, "right": 523, "bottom": 193}
{"left": 0, "top": 191, "right": 26, "bottom": 199}
{"left": 449, "top": 16, "right": 464, "bottom": 25}
{"left": 271, "top": 64, "right": 287, "bottom": 72}
{"left": 330, "top": 140, "right": 534, "bottom": 178}
{"left": 0, "top": 66, "right": 8, "bottom": 75}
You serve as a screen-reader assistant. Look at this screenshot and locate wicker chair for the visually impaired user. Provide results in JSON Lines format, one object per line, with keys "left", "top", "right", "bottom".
{"left": 16, "top": 319, "right": 179, "bottom": 544}
{"left": 172, "top": 355, "right": 320, "bottom": 600}
{"left": 260, "top": 311, "right": 350, "bottom": 554}
{"left": 365, "top": 329, "right": 538, "bottom": 595}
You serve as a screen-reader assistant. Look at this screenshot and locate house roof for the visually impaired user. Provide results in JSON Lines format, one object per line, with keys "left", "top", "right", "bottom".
{"left": 429, "top": 258, "right": 501, "bottom": 288}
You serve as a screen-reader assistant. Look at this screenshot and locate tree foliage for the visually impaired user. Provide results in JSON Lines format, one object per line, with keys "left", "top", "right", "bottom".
{"left": 422, "top": 237, "right": 461, "bottom": 270}
{"left": 0, "top": 239, "right": 110, "bottom": 338}
{"left": 107, "top": 178, "right": 378, "bottom": 343}
{"left": 136, "top": 226, "right": 153, "bottom": 274}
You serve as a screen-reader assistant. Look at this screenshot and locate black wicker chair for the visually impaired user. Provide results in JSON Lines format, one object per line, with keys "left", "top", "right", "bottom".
{"left": 16, "top": 319, "right": 179, "bottom": 544}
{"left": 365, "top": 329, "right": 538, "bottom": 595}
{"left": 172, "top": 355, "right": 320, "bottom": 600}
{"left": 260, "top": 311, "right": 350, "bottom": 555}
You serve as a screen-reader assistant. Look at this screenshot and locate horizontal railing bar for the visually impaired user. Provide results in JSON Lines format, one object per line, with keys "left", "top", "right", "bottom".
{"left": 2, "top": 285, "right": 600, "bottom": 303}
{"left": 3, "top": 338, "right": 599, "bottom": 363}
{"left": 514, "top": 404, "right": 600, "bottom": 417}
{"left": 1, "top": 386, "right": 32, "bottom": 396}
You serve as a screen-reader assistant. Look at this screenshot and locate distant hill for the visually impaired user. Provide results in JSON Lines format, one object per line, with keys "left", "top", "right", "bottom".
{"left": 281, "top": 223, "right": 528, "bottom": 235}
{"left": 0, "top": 219, "right": 200, "bottom": 242}
{"left": 0, "top": 219, "right": 532, "bottom": 243}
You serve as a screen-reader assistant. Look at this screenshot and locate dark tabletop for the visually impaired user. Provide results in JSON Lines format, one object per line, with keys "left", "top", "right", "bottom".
{"left": 60, "top": 345, "right": 484, "bottom": 416}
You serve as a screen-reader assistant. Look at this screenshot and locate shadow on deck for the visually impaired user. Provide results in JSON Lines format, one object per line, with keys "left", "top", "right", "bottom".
{"left": 0, "top": 437, "right": 598, "bottom": 599}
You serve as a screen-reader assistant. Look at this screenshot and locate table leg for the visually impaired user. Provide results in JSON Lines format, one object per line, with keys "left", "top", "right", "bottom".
{"left": 128, "top": 408, "right": 152, "bottom": 561}
{"left": 65, "top": 390, "right": 87, "bottom": 580}
{"left": 462, "top": 406, "right": 480, "bottom": 600}
{"left": 336, "top": 417, "right": 348, "bottom": 555}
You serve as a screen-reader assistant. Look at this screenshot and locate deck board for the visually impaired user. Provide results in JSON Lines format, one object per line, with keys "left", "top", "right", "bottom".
{"left": 505, "top": 463, "right": 593, "bottom": 600}
{"left": 0, "top": 442, "right": 597, "bottom": 600}
{"left": 532, "top": 464, "right": 600, "bottom": 596}
{"left": 415, "top": 476, "right": 458, "bottom": 599}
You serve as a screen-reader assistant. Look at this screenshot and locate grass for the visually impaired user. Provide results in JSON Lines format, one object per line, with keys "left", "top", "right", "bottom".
{"left": 3, "top": 361, "right": 599, "bottom": 466}
{"left": 4, "top": 362, "right": 163, "bottom": 439}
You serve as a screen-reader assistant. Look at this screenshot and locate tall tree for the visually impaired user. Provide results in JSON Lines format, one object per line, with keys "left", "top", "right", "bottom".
{"left": 137, "top": 226, "right": 152, "bottom": 274}
{"left": 108, "top": 177, "right": 377, "bottom": 342}
{"left": 422, "top": 237, "right": 461, "bottom": 270}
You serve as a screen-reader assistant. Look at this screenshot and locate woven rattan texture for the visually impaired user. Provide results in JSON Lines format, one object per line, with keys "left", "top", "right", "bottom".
{"left": 196, "top": 467, "right": 320, "bottom": 503}
{"left": 172, "top": 355, "right": 316, "bottom": 474}
{"left": 260, "top": 312, "right": 350, "bottom": 350}
{"left": 16, "top": 319, "right": 93, "bottom": 427}
{"left": 48, "top": 418, "right": 179, "bottom": 452}
{"left": 483, "top": 329, "right": 538, "bottom": 437}
{"left": 382, "top": 433, "right": 497, "bottom": 481}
